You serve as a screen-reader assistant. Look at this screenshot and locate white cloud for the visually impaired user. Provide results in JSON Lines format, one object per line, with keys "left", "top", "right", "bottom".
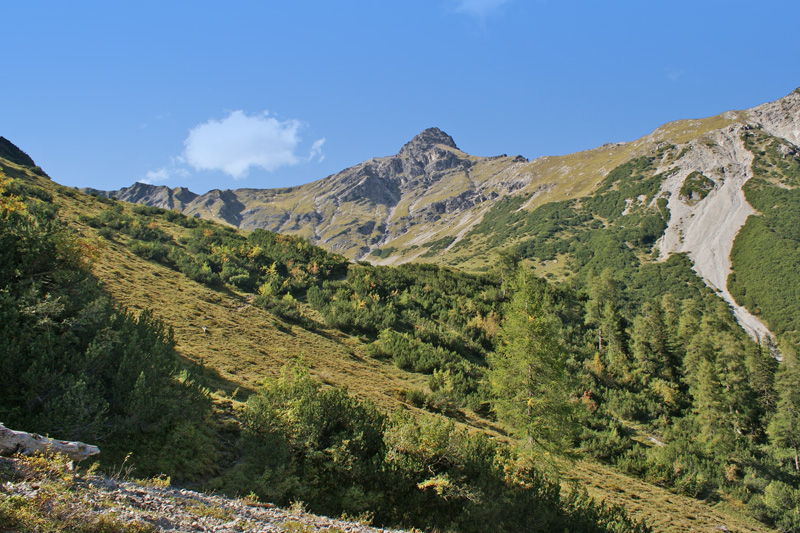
{"left": 141, "top": 167, "right": 171, "bottom": 184}
{"left": 144, "top": 110, "right": 325, "bottom": 185}
{"left": 183, "top": 110, "right": 311, "bottom": 178}
{"left": 140, "top": 165, "right": 189, "bottom": 185}
{"left": 451, "top": 0, "right": 512, "bottom": 19}
{"left": 308, "top": 138, "right": 326, "bottom": 162}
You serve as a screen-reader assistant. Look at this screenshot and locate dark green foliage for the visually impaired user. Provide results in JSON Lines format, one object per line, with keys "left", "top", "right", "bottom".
{"left": 232, "top": 366, "right": 387, "bottom": 515}
{"left": 0, "top": 176, "right": 215, "bottom": 480}
{"left": 571, "top": 275, "right": 797, "bottom": 528}
{"left": 254, "top": 293, "right": 317, "bottom": 330}
{"left": 369, "top": 246, "right": 396, "bottom": 259}
{"left": 583, "top": 156, "right": 659, "bottom": 221}
{"left": 729, "top": 131, "right": 800, "bottom": 337}
{"left": 679, "top": 171, "right": 715, "bottom": 203}
{"left": 420, "top": 235, "right": 455, "bottom": 257}
{"left": 370, "top": 329, "right": 461, "bottom": 373}
{"left": 81, "top": 205, "right": 350, "bottom": 297}
{"left": 129, "top": 241, "right": 173, "bottom": 264}
{"left": 489, "top": 269, "right": 581, "bottom": 453}
{"left": 131, "top": 204, "right": 167, "bottom": 216}
{"left": 216, "top": 365, "right": 649, "bottom": 532}
{"left": 314, "top": 262, "right": 500, "bottom": 354}
{"left": 769, "top": 349, "right": 800, "bottom": 472}
{"left": 310, "top": 262, "right": 503, "bottom": 410}
{"left": 748, "top": 480, "right": 800, "bottom": 532}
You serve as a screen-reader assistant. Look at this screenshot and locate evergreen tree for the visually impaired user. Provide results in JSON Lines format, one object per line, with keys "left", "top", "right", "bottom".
{"left": 714, "top": 332, "right": 759, "bottom": 441}
{"left": 631, "top": 300, "right": 677, "bottom": 385}
{"left": 746, "top": 339, "right": 779, "bottom": 425}
{"left": 693, "top": 357, "right": 735, "bottom": 453}
{"left": 488, "top": 269, "right": 579, "bottom": 453}
{"left": 584, "top": 270, "right": 631, "bottom": 382}
{"left": 769, "top": 349, "right": 800, "bottom": 471}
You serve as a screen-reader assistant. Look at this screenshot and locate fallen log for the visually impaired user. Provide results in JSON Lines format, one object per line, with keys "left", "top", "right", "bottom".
{"left": 0, "top": 423, "right": 100, "bottom": 462}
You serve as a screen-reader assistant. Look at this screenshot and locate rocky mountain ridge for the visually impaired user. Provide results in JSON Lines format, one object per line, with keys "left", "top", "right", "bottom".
{"left": 86, "top": 89, "right": 800, "bottom": 342}
{"left": 89, "top": 91, "right": 798, "bottom": 266}
{"left": 86, "top": 126, "right": 532, "bottom": 260}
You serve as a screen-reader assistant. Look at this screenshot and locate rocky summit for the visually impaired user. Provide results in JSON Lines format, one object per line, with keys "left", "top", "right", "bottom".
{"left": 88, "top": 89, "right": 800, "bottom": 343}
{"left": 90, "top": 91, "right": 796, "bottom": 267}
{"left": 88, "top": 126, "right": 531, "bottom": 261}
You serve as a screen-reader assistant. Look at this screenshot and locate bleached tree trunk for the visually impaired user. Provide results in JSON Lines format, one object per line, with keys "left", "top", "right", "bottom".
{"left": 0, "top": 423, "right": 100, "bottom": 462}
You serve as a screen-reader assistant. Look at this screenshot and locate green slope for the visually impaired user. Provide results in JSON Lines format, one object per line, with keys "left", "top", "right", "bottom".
{"left": 3, "top": 144, "right": 791, "bottom": 531}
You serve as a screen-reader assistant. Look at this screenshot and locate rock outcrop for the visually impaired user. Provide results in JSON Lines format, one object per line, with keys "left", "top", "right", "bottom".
{"left": 92, "top": 127, "right": 531, "bottom": 260}
{"left": 84, "top": 182, "right": 199, "bottom": 212}
{"left": 746, "top": 88, "right": 800, "bottom": 147}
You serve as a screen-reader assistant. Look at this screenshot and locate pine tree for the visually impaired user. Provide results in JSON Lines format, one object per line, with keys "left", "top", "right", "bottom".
{"left": 769, "top": 350, "right": 800, "bottom": 471}
{"left": 746, "top": 339, "right": 779, "bottom": 423}
{"left": 694, "top": 357, "right": 735, "bottom": 452}
{"left": 488, "top": 269, "right": 579, "bottom": 453}
{"left": 632, "top": 300, "right": 677, "bottom": 386}
{"left": 584, "top": 270, "right": 631, "bottom": 382}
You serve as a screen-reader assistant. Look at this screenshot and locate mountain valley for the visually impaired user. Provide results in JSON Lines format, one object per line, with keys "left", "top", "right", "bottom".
{"left": 3, "top": 89, "right": 800, "bottom": 532}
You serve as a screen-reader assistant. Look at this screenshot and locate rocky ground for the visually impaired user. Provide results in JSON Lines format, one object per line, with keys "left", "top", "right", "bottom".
{"left": 654, "top": 123, "right": 772, "bottom": 342}
{"left": 0, "top": 456, "right": 406, "bottom": 533}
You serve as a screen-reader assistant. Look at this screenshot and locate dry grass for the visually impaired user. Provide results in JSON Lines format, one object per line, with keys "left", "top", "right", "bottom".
{"left": 568, "top": 461, "right": 770, "bottom": 532}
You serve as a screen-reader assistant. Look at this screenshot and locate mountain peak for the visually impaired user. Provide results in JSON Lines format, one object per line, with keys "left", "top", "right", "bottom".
{"left": 401, "top": 128, "right": 458, "bottom": 153}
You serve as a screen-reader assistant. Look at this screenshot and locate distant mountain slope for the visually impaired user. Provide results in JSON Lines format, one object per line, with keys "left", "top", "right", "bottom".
{"left": 0, "top": 136, "right": 37, "bottom": 168}
{"left": 89, "top": 93, "right": 799, "bottom": 268}
{"left": 89, "top": 127, "right": 532, "bottom": 259}
{"left": 92, "top": 89, "right": 800, "bottom": 344}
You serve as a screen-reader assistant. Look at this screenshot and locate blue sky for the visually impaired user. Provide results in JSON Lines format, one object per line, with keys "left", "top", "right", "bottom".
{"left": 3, "top": 1, "right": 799, "bottom": 193}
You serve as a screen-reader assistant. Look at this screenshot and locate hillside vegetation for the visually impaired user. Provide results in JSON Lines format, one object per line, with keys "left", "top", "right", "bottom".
{"left": 2, "top": 163, "right": 652, "bottom": 531}
{"left": 4, "top": 127, "right": 799, "bottom": 531}
{"left": 729, "top": 130, "right": 800, "bottom": 340}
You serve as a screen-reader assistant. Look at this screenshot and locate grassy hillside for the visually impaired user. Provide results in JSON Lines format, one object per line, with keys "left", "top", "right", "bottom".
{"left": 2, "top": 151, "right": 788, "bottom": 531}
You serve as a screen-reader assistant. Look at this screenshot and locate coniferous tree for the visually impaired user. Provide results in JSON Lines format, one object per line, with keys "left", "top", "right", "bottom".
{"left": 746, "top": 339, "right": 779, "bottom": 425}
{"left": 488, "top": 269, "right": 579, "bottom": 453}
{"left": 693, "top": 357, "right": 734, "bottom": 453}
{"left": 631, "top": 300, "right": 677, "bottom": 384}
{"left": 584, "top": 270, "right": 631, "bottom": 383}
{"left": 769, "top": 349, "right": 800, "bottom": 471}
{"left": 714, "top": 333, "right": 759, "bottom": 441}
